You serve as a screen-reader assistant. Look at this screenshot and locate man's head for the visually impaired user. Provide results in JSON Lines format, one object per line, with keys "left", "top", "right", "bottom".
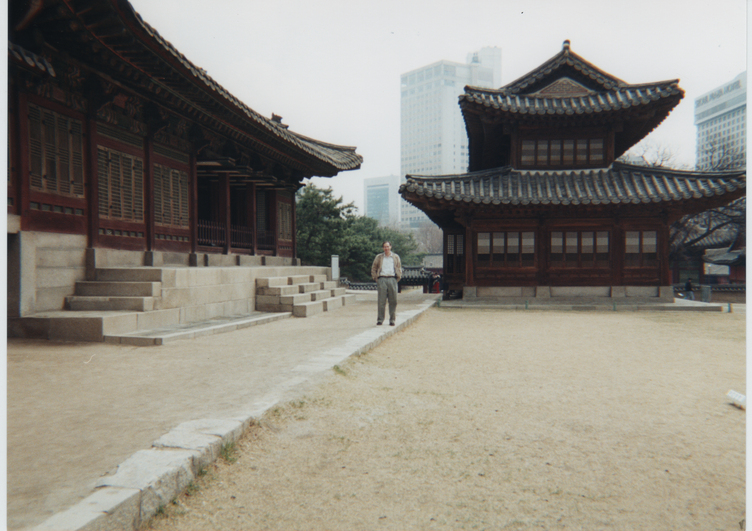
{"left": 382, "top": 242, "right": 392, "bottom": 256}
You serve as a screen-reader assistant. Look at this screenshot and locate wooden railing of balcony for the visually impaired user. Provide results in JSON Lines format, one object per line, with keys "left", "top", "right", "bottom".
{"left": 197, "top": 219, "right": 225, "bottom": 248}
{"left": 231, "top": 224, "right": 253, "bottom": 249}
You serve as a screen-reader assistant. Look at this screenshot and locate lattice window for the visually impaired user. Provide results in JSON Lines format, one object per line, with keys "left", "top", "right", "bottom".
{"left": 477, "top": 231, "right": 535, "bottom": 267}
{"left": 521, "top": 137, "right": 604, "bottom": 167}
{"left": 153, "top": 162, "right": 189, "bottom": 228}
{"left": 624, "top": 230, "right": 658, "bottom": 268}
{"left": 445, "top": 233, "right": 465, "bottom": 275}
{"left": 28, "top": 104, "right": 85, "bottom": 197}
{"left": 97, "top": 146, "right": 144, "bottom": 221}
{"left": 278, "top": 202, "right": 293, "bottom": 241}
{"left": 550, "top": 230, "right": 610, "bottom": 268}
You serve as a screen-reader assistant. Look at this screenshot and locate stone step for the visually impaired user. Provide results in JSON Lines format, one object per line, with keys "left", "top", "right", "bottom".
{"left": 105, "top": 312, "right": 291, "bottom": 346}
{"left": 255, "top": 277, "right": 289, "bottom": 289}
{"left": 322, "top": 296, "right": 344, "bottom": 311}
{"left": 298, "top": 282, "right": 323, "bottom": 293}
{"left": 75, "top": 281, "right": 161, "bottom": 297}
{"left": 288, "top": 275, "right": 311, "bottom": 285}
{"left": 331, "top": 287, "right": 347, "bottom": 297}
{"left": 95, "top": 267, "right": 164, "bottom": 282}
{"left": 257, "top": 284, "right": 300, "bottom": 297}
{"left": 66, "top": 296, "right": 157, "bottom": 312}
{"left": 310, "top": 289, "right": 339, "bottom": 301}
{"left": 255, "top": 301, "right": 292, "bottom": 313}
{"left": 321, "top": 280, "right": 338, "bottom": 290}
{"left": 279, "top": 292, "right": 315, "bottom": 305}
{"left": 8, "top": 311, "right": 144, "bottom": 342}
{"left": 292, "top": 299, "right": 325, "bottom": 317}
{"left": 310, "top": 274, "right": 328, "bottom": 283}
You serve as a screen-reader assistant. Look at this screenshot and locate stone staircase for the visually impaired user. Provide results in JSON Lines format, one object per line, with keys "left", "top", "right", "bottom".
{"left": 255, "top": 274, "right": 356, "bottom": 317}
{"left": 9, "top": 265, "right": 347, "bottom": 345}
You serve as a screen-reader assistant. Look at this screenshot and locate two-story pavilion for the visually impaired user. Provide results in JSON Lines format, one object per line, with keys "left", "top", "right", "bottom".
{"left": 400, "top": 41, "right": 745, "bottom": 300}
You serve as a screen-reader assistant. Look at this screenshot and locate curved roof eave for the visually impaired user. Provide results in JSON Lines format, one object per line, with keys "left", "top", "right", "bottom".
{"left": 102, "top": 0, "right": 362, "bottom": 174}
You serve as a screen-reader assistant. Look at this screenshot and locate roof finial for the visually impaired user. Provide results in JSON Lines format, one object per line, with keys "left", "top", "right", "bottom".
{"left": 563, "top": 40, "right": 571, "bottom": 51}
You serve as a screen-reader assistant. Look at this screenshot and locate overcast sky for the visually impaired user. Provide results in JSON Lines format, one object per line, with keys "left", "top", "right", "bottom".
{"left": 128, "top": 0, "right": 748, "bottom": 212}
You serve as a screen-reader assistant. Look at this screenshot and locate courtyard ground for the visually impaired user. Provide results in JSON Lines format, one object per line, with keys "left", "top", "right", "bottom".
{"left": 145, "top": 307, "right": 746, "bottom": 530}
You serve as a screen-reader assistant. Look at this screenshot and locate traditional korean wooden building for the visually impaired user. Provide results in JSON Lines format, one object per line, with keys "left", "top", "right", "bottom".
{"left": 400, "top": 41, "right": 745, "bottom": 300}
{"left": 8, "top": 0, "right": 361, "bottom": 316}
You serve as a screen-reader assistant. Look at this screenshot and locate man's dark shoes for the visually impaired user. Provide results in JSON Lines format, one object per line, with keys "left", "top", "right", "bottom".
{"left": 377, "top": 321, "right": 383, "bottom": 326}
{"left": 389, "top": 321, "right": 395, "bottom": 326}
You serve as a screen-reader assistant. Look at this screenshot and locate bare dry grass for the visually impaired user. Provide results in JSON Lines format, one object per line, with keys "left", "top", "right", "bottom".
{"left": 146, "top": 308, "right": 745, "bottom": 530}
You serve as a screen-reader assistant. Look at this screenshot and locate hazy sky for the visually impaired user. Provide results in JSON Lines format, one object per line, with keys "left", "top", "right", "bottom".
{"left": 128, "top": 0, "right": 747, "bottom": 211}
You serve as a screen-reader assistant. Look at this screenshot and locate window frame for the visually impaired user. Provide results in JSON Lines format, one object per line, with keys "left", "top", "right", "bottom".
{"left": 549, "top": 230, "right": 611, "bottom": 268}
{"left": 624, "top": 230, "right": 659, "bottom": 268}
{"left": 28, "top": 103, "right": 85, "bottom": 199}
{"left": 97, "top": 145, "right": 145, "bottom": 223}
{"left": 476, "top": 230, "right": 536, "bottom": 268}
{"left": 519, "top": 136, "right": 606, "bottom": 168}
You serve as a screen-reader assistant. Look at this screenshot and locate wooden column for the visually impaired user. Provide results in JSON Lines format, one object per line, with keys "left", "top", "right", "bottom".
{"left": 271, "top": 189, "right": 279, "bottom": 256}
{"left": 251, "top": 183, "right": 257, "bottom": 255}
{"left": 221, "top": 174, "right": 230, "bottom": 254}
{"left": 537, "top": 219, "right": 548, "bottom": 285}
{"left": 659, "top": 220, "right": 671, "bottom": 285}
{"left": 190, "top": 154, "right": 198, "bottom": 254}
{"left": 612, "top": 221, "right": 624, "bottom": 285}
{"left": 86, "top": 119, "right": 100, "bottom": 248}
{"left": 15, "top": 92, "right": 30, "bottom": 230}
{"left": 291, "top": 189, "right": 297, "bottom": 261}
{"left": 464, "top": 224, "right": 474, "bottom": 286}
{"left": 144, "top": 136, "right": 155, "bottom": 251}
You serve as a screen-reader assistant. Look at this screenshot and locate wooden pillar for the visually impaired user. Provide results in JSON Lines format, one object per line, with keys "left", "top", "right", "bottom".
{"left": 144, "top": 136, "right": 155, "bottom": 251}
{"left": 14, "top": 92, "right": 30, "bottom": 230}
{"left": 659, "top": 221, "right": 671, "bottom": 285}
{"left": 464, "top": 224, "right": 474, "bottom": 286}
{"left": 292, "top": 189, "right": 298, "bottom": 261}
{"left": 612, "top": 221, "right": 624, "bottom": 285}
{"left": 537, "top": 218, "right": 548, "bottom": 285}
{"left": 221, "top": 174, "right": 230, "bottom": 254}
{"left": 86, "top": 119, "right": 100, "bottom": 248}
{"left": 271, "top": 189, "right": 279, "bottom": 256}
{"left": 190, "top": 154, "right": 198, "bottom": 254}
{"left": 250, "top": 183, "right": 257, "bottom": 255}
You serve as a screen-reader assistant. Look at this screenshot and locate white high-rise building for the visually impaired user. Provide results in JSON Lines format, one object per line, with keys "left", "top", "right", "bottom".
{"left": 400, "top": 47, "right": 502, "bottom": 230}
{"left": 363, "top": 174, "right": 401, "bottom": 227}
{"left": 694, "top": 71, "right": 746, "bottom": 170}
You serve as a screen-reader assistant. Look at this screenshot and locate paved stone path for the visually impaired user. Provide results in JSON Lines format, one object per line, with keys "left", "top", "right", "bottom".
{"left": 7, "top": 290, "right": 439, "bottom": 530}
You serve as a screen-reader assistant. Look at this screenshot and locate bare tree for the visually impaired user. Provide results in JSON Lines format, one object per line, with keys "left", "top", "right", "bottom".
{"left": 697, "top": 136, "right": 746, "bottom": 171}
{"left": 413, "top": 221, "right": 443, "bottom": 254}
{"left": 669, "top": 197, "right": 745, "bottom": 262}
{"left": 669, "top": 137, "right": 746, "bottom": 263}
{"left": 617, "top": 139, "right": 690, "bottom": 169}
{"left": 618, "top": 139, "right": 745, "bottom": 264}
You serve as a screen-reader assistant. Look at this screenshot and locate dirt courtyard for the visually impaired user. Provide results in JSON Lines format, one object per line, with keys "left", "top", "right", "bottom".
{"left": 147, "top": 307, "right": 746, "bottom": 530}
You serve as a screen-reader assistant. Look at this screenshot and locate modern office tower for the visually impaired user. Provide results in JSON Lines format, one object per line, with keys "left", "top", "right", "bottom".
{"left": 695, "top": 71, "right": 746, "bottom": 170}
{"left": 363, "top": 175, "right": 401, "bottom": 226}
{"left": 400, "top": 47, "right": 502, "bottom": 230}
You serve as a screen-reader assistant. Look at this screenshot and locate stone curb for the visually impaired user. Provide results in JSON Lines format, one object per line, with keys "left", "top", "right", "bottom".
{"left": 31, "top": 297, "right": 439, "bottom": 531}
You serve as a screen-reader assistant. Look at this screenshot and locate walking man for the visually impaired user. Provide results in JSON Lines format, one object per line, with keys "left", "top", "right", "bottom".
{"left": 371, "top": 241, "right": 402, "bottom": 326}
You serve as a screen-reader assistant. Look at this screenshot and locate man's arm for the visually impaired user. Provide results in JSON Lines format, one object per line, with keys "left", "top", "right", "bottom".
{"left": 394, "top": 254, "right": 402, "bottom": 281}
{"left": 371, "top": 254, "right": 382, "bottom": 281}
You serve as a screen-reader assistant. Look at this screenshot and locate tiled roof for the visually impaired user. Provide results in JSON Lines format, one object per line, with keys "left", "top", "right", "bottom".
{"left": 703, "top": 249, "right": 745, "bottom": 266}
{"left": 460, "top": 41, "right": 683, "bottom": 119}
{"left": 461, "top": 81, "right": 683, "bottom": 117}
{"left": 400, "top": 162, "right": 745, "bottom": 207}
{"left": 502, "top": 40, "right": 627, "bottom": 94}
{"left": 10, "top": 0, "right": 362, "bottom": 175}
{"left": 131, "top": 13, "right": 363, "bottom": 172}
